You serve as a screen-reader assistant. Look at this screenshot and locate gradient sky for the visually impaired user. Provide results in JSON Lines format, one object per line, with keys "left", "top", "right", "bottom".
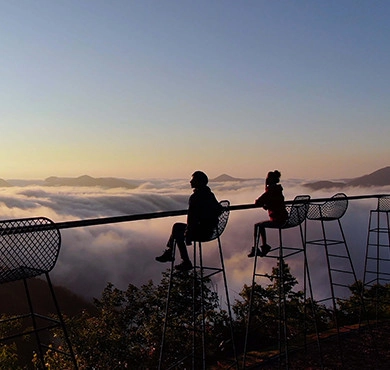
{"left": 2, "top": 1, "right": 389, "bottom": 180}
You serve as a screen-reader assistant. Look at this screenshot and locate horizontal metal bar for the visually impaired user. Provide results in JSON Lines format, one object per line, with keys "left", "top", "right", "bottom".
{"left": 328, "top": 254, "right": 349, "bottom": 259}
{"left": 365, "top": 270, "right": 390, "bottom": 276}
{"left": 50, "top": 193, "right": 390, "bottom": 230}
{"left": 330, "top": 268, "right": 354, "bottom": 274}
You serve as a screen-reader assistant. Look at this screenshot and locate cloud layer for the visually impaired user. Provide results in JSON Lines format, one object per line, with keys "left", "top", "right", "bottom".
{"left": 1, "top": 179, "right": 389, "bottom": 303}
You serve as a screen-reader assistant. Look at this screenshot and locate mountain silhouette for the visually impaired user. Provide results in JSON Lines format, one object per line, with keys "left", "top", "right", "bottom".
{"left": 44, "top": 175, "right": 138, "bottom": 189}
{"left": 304, "top": 166, "right": 390, "bottom": 190}
{"left": 0, "top": 178, "right": 12, "bottom": 187}
{"left": 302, "top": 180, "right": 346, "bottom": 190}
{"left": 347, "top": 166, "right": 390, "bottom": 187}
{"left": 210, "top": 174, "right": 245, "bottom": 182}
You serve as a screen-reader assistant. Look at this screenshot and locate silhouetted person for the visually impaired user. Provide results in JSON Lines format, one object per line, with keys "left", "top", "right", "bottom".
{"left": 156, "top": 171, "right": 222, "bottom": 271}
{"left": 248, "top": 170, "right": 288, "bottom": 257}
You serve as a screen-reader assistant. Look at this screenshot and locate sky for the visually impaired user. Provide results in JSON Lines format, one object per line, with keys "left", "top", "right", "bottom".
{"left": 1, "top": 0, "right": 390, "bottom": 180}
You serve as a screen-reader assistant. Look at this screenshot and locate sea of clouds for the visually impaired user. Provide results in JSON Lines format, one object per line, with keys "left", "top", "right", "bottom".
{"left": 0, "top": 178, "right": 389, "bottom": 304}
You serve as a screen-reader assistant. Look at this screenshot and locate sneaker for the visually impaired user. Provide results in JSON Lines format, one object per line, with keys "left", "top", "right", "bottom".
{"left": 155, "top": 249, "right": 174, "bottom": 263}
{"left": 247, "top": 247, "right": 261, "bottom": 258}
{"left": 260, "top": 244, "right": 272, "bottom": 257}
{"left": 174, "top": 260, "right": 193, "bottom": 271}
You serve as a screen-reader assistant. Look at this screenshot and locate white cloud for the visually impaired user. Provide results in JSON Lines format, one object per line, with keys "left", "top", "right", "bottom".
{"left": 0, "top": 180, "right": 389, "bottom": 302}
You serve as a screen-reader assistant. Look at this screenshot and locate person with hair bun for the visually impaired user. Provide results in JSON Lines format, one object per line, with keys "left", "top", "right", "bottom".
{"left": 248, "top": 170, "right": 288, "bottom": 257}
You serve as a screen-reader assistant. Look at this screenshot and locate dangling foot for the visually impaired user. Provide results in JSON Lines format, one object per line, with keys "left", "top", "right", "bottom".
{"left": 260, "top": 244, "right": 271, "bottom": 257}
{"left": 174, "top": 260, "right": 193, "bottom": 271}
{"left": 155, "top": 249, "right": 174, "bottom": 262}
{"left": 248, "top": 246, "right": 261, "bottom": 258}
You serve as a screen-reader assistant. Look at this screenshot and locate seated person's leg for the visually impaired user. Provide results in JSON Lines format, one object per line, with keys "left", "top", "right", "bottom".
{"left": 248, "top": 221, "right": 271, "bottom": 257}
{"left": 174, "top": 223, "right": 193, "bottom": 271}
{"left": 248, "top": 222, "right": 263, "bottom": 257}
{"left": 156, "top": 222, "right": 187, "bottom": 263}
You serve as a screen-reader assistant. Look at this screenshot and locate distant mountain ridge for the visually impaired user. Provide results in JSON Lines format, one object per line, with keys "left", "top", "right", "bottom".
{"left": 1, "top": 167, "right": 389, "bottom": 189}
{"left": 348, "top": 166, "right": 390, "bottom": 186}
{"left": 210, "top": 174, "right": 245, "bottom": 182}
{"left": 304, "top": 166, "right": 390, "bottom": 190}
{"left": 44, "top": 175, "right": 138, "bottom": 189}
{"left": 0, "top": 178, "right": 12, "bottom": 187}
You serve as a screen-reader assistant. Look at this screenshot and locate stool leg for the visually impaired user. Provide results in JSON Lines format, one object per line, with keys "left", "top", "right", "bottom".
{"left": 192, "top": 241, "right": 197, "bottom": 369}
{"left": 158, "top": 242, "right": 177, "bottom": 370}
{"left": 45, "top": 273, "right": 78, "bottom": 369}
{"left": 321, "top": 220, "right": 342, "bottom": 353}
{"left": 23, "top": 278, "right": 45, "bottom": 368}
{"left": 278, "top": 229, "right": 289, "bottom": 369}
{"left": 363, "top": 211, "right": 374, "bottom": 290}
{"left": 243, "top": 227, "right": 261, "bottom": 368}
{"left": 198, "top": 241, "right": 206, "bottom": 369}
{"left": 217, "top": 235, "right": 239, "bottom": 369}
{"left": 363, "top": 208, "right": 390, "bottom": 322}
{"left": 387, "top": 209, "right": 390, "bottom": 253}
{"left": 301, "top": 221, "right": 324, "bottom": 368}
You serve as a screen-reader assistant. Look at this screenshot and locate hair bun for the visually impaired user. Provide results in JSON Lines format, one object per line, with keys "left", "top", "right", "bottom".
{"left": 273, "top": 170, "right": 281, "bottom": 178}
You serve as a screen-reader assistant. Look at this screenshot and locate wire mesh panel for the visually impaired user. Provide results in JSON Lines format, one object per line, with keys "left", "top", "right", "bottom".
{"left": 282, "top": 195, "right": 311, "bottom": 229}
{"left": 0, "top": 217, "right": 61, "bottom": 284}
{"left": 257, "top": 195, "right": 310, "bottom": 231}
{"left": 204, "top": 200, "right": 230, "bottom": 241}
{"left": 378, "top": 195, "right": 390, "bottom": 211}
{"left": 307, "top": 193, "right": 348, "bottom": 221}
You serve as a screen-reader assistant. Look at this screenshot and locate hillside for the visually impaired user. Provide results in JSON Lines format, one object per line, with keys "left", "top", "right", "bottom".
{"left": 304, "top": 166, "right": 390, "bottom": 190}
{"left": 0, "top": 278, "right": 95, "bottom": 317}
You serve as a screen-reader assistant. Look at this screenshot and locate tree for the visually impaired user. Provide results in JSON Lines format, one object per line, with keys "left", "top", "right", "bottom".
{"left": 233, "top": 260, "right": 327, "bottom": 353}
{"left": 63, "top": 269, "right": 231, "bottom": 369}
{"left": 0, "top": 343, "right": 25, "bottom": 370}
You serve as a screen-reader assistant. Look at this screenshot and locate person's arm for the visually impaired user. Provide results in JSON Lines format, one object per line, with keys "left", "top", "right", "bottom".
{"left": 185, "top": 194, "right": 198, "bottom": 244}
{"left": 255, "top": 191, "right": 268, "bottom": 207}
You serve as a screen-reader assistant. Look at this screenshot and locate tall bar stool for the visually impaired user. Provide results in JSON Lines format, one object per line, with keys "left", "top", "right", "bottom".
{"left": 0, "top": 217, "right": 78, "bottom": 369}
{"left": 159, "top": 200, "right": 238, "bottom": 370}
{"left": 363, "top": 195, "right": 390, "bottom": 321}
{"left": 243, "top": 195, "right": 312, "bottom": 369}
{"left": 306, "top": 193, "right": 359, "bottom": 365}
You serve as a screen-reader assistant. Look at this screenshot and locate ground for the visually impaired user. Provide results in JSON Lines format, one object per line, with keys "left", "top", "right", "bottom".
{"left": 217, "top": 321, "right": 390, "bottom": 369}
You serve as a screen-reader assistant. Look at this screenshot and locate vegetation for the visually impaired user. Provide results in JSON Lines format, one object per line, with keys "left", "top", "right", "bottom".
{"left": 1, "top": 263, "right": 390, "bottom": 369}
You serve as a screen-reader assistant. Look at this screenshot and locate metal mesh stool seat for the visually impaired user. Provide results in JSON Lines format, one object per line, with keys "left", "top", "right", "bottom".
{"left": 159, "top": 200, "right": 238, "bottom": 370}
{"left": 307, "top": 192, "right": 348, "bottom": 222}
{"left": 363, "top": 195, "right": 390, "bottom": 322}
{"left": 243, "top": 195, "right": 314, "bottom": 369}
{"left": 0, "top": 217, "right": 77, "bottom": 369}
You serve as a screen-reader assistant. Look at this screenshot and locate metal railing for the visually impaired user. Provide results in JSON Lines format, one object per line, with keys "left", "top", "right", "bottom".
{"left": 1, "top": 194, "right": 388, "bottom": 234}
{"left": 54, "top": 194, "right": 390, "bottom": 230}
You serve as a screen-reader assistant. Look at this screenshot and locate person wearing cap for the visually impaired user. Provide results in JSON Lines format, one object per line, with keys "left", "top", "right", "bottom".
{"left": 156, "top": 171, "right": 222, "bottom": 271}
